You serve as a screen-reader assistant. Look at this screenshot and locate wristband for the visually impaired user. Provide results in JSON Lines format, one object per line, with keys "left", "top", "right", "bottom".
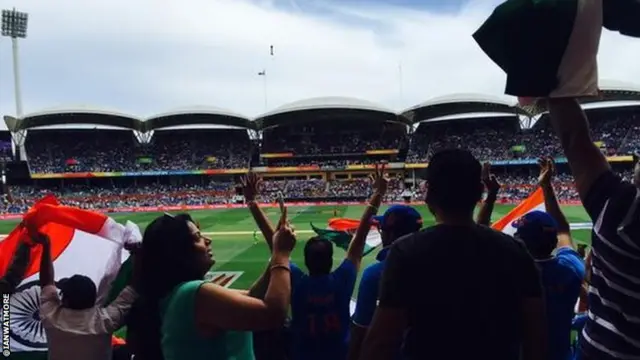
{"left": 270, "top": 264, "right": 291, "bottom": 273}
{"left": 367, "top": 204, "right": 378, "bottom": 212}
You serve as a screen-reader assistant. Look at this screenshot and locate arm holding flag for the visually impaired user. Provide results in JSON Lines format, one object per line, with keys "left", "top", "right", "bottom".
{"left": 346, "top": 163, "right": 389, "bottom": 270}
{"left": 546, "top": 99, "right": 612, "bottom": 210}
{"left": 0, "top": 241, "right": 32, "bottom": 294}
{"left": 477, "top": 162, "right": 501, "bottom": 226}
{"left": 101, "top": 244, "right": 140, "bottom": 333}
{"left": 31, "top": 228, "right": 60, "bottom": 324}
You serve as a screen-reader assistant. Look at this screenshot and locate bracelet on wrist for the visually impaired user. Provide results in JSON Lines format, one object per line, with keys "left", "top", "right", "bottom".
{"left": 270, "top": 264, "right": 291, "bottom": 273}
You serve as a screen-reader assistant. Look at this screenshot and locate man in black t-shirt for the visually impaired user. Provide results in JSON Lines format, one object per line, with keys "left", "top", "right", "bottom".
{"left": 359, "top": 149, "right": 547, "bottom": 360}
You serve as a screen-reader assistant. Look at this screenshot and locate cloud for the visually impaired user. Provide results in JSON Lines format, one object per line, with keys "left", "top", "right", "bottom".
{"left": 0, "top": 0, "right": 638, "bottom": 124}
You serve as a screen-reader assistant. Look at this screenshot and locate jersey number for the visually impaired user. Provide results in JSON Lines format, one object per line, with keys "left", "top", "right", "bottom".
{"left": 308, "top": 313, "right": 341, "bottom": 336}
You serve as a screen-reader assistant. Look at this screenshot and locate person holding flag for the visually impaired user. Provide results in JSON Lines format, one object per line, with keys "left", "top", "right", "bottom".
{"left": 347, "top": 204, "right": 422, "bottom": 360}
{"left": 513, "top": 157, "right": 585, "bottom": 360}
{"left": 32, "top": 223, "right": 141, "bottom": 360}
{"left": 545, "top": 98, "right": 640, "bottom": 360}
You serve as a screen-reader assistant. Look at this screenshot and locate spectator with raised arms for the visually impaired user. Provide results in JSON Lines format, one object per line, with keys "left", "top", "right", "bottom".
{"left": 513, "top": 157, "right": 585, "bottom": 360}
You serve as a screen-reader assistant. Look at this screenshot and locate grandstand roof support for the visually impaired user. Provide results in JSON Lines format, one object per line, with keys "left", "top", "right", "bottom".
{"left": 2, "top": 8, "right": 28, "bottom": 161}
{"left": 247, "top": 129, "right": 261, "bottom": 141}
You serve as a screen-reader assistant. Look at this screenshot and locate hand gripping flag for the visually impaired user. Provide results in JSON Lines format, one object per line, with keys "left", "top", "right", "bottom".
{"left": 310, "top": 218, "right": 382, "bottom": 256}
{"left": 0, "top": 196, "right": 141, "bottom": 352}
{"left": 473, "top": 0, "right": 640, "bottom": 100}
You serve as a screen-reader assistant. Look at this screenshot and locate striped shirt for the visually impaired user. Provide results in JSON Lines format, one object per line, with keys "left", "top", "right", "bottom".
{"left": 580, "top": 171, "right": 640, "bottom": 359}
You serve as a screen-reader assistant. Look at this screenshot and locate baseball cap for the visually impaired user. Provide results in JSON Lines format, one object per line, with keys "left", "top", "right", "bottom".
{"left": 372, "top": 205, "right": 422, "bottom": 234}
{"left": 513, "top": 210, "right": 558, "bottom": 247}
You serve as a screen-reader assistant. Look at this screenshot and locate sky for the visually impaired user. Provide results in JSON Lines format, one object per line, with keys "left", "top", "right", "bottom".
{"left": 0, "top": 0, "right": 639, "bottom": 126}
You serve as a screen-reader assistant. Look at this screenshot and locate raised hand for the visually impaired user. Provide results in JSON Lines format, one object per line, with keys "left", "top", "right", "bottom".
{"left": 538, "top": 157, "right": 555, "bottom": 188}
{"left": 481, "top": 162, "right": 501, "bottom": 195}
{"left": 24, "top": 222, "right": 49, "bottom": 246}
{"left": 273, "top": 207, "right": 296, "bottom": 255}
{"left": 370, "top": 162, "right": 390, "bottom": 195}
{"left": 241, "top": 172, "right": 262, "bottom": 202}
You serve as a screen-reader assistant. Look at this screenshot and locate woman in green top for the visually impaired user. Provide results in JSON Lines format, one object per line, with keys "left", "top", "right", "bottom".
{"left": 136, "top": 211, "right": 296, "bottom": 360}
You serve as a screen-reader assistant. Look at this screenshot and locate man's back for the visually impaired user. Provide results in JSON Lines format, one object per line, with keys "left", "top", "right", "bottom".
{"left": 537, "top": 247, "right": 584, "bottom": 360}
{"left": 40, "top": 285, "right": 136, "bottom": 360}
{"left": 379, "top": 224, "right": 542, "bottom": 360}
{"left": 580, "top": 172, "right": 640, "bottom": 359}
{"left": 290, "top": 259, "right": 357, "bottom": 360}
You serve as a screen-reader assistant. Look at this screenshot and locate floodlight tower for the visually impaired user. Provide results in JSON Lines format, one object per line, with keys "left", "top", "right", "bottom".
{"left": 2, "top": 8, "right": 29, "bottom": 161}
{"left": 2, "top": 8, "right": 28, "bottom": 118}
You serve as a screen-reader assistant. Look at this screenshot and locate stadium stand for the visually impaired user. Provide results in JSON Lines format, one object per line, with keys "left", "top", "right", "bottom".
{"left": 1, "top": 89, "right": 639, "bottom": 215}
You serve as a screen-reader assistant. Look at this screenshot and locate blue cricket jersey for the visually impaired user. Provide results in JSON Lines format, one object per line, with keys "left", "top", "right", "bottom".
{"left": 290, "top": 259, "right": 357, "bottom": 360}
{"left": 537, "top": 246, "right": 585, "bottom": 360}
{"left": 352, "top": 247, "right": 389, "bottom": 327}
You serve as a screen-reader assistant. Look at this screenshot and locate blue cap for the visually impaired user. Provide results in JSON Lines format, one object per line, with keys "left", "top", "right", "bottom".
{"left": 372, "top": 205, "right": 422, "bottom": 234}
{"left": 513, "top": 210, "right": 558, "bottom": 244}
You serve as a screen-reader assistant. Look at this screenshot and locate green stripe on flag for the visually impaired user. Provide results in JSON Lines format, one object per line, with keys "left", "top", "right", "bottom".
{"left": 311, "top": 223, "right": 379, "bottom": 256}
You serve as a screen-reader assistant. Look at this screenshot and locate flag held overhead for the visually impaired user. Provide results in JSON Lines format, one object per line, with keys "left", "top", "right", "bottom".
{"left": 0, "top": 196, "right": 142, "bottom": 352}
{"left": 473, "top": 0, "right": 603, "bottom": 99}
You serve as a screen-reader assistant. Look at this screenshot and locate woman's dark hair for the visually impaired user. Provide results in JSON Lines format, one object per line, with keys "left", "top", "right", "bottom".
{"left": 126, "top": 213, "right": 201, "bottom": 360}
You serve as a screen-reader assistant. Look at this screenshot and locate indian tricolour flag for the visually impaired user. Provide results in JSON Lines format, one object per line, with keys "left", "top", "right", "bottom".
{"left": 0, "top": 195, "right": 141, "bottom": 352}
{"left": 491, "top": 188, "right": 546, "bottom": 235}
{"left": 473, "top": 0, "right": 640, "bottom": 102}
{"left": 311, "top": 218, "right": 382, "bottom": 256}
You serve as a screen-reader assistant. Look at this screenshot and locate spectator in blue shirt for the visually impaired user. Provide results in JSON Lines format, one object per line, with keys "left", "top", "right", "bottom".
{"left": 514, "top": 158, "right": 585, "bottom": 360}
{"left": 289, "top": 164, "right": 390, "bottom": 360}
{"left": 347, "top": 205, "right": 422, "bottom": 360}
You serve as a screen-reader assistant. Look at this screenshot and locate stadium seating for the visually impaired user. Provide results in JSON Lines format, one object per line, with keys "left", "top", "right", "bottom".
{"left": 1, "top": 106, "right": 637, "bottom": 215}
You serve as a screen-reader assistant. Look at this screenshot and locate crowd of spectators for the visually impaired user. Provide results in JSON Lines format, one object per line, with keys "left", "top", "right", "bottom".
{"left": 407, "top": 110, "right": 639, "bottom": 162}
{"left": 3, "top": 170, "right": 631, "bottom": 214}
{"left": 7, "top": 110, "right": 637, "bottom": 174}
{"left": 24, "top": 129, "right": 251, "bottom": 173}
{"left": 261, "top": 122, "right": 404, "bottom": 155}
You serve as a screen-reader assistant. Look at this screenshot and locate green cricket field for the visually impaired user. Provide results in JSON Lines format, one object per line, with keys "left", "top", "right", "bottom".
{"left": 0, "top": 204, "right": 593, "bottom": 294}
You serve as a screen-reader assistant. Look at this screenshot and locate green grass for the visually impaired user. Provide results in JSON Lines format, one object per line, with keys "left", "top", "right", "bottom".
{"left": 2, "top": 204, "right": 592, "bottom": 357}
{"left": 0, "top": 204, "right": 592, "bottom": 293}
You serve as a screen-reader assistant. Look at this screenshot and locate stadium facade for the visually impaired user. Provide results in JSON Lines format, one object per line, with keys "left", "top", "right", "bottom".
{"left": 1, "top": 81, "right": 639, "bottom": 189}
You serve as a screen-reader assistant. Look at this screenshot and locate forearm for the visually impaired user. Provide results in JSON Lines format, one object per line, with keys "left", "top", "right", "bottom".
{"left": 247, "top": 264, "right": 271, "bottom": 299}
{"left": 476, "top": 192, "right": 497, "bottom": 226}
{"left": 347, "top": 324, "right": 367, "bottom": 360}
{"left": 2, "top": 243, "right": 31, "bottom": 292}
{"left": 261, "top": 254, "right": 291, "bottom": 317}
{"left": 547, "top": 98, "right": 609, "bottom": 199}
{"left": 348, "top": 191, "right": 383, "bottom": 259}
{"left": 541, "top": 184, "right": 570, "bottom": 233}
{"left": 39, "top": 242, "right": 54, "bottom": 287}
{"left": 248, "top": 201, "right": 275, "bottom": 250}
